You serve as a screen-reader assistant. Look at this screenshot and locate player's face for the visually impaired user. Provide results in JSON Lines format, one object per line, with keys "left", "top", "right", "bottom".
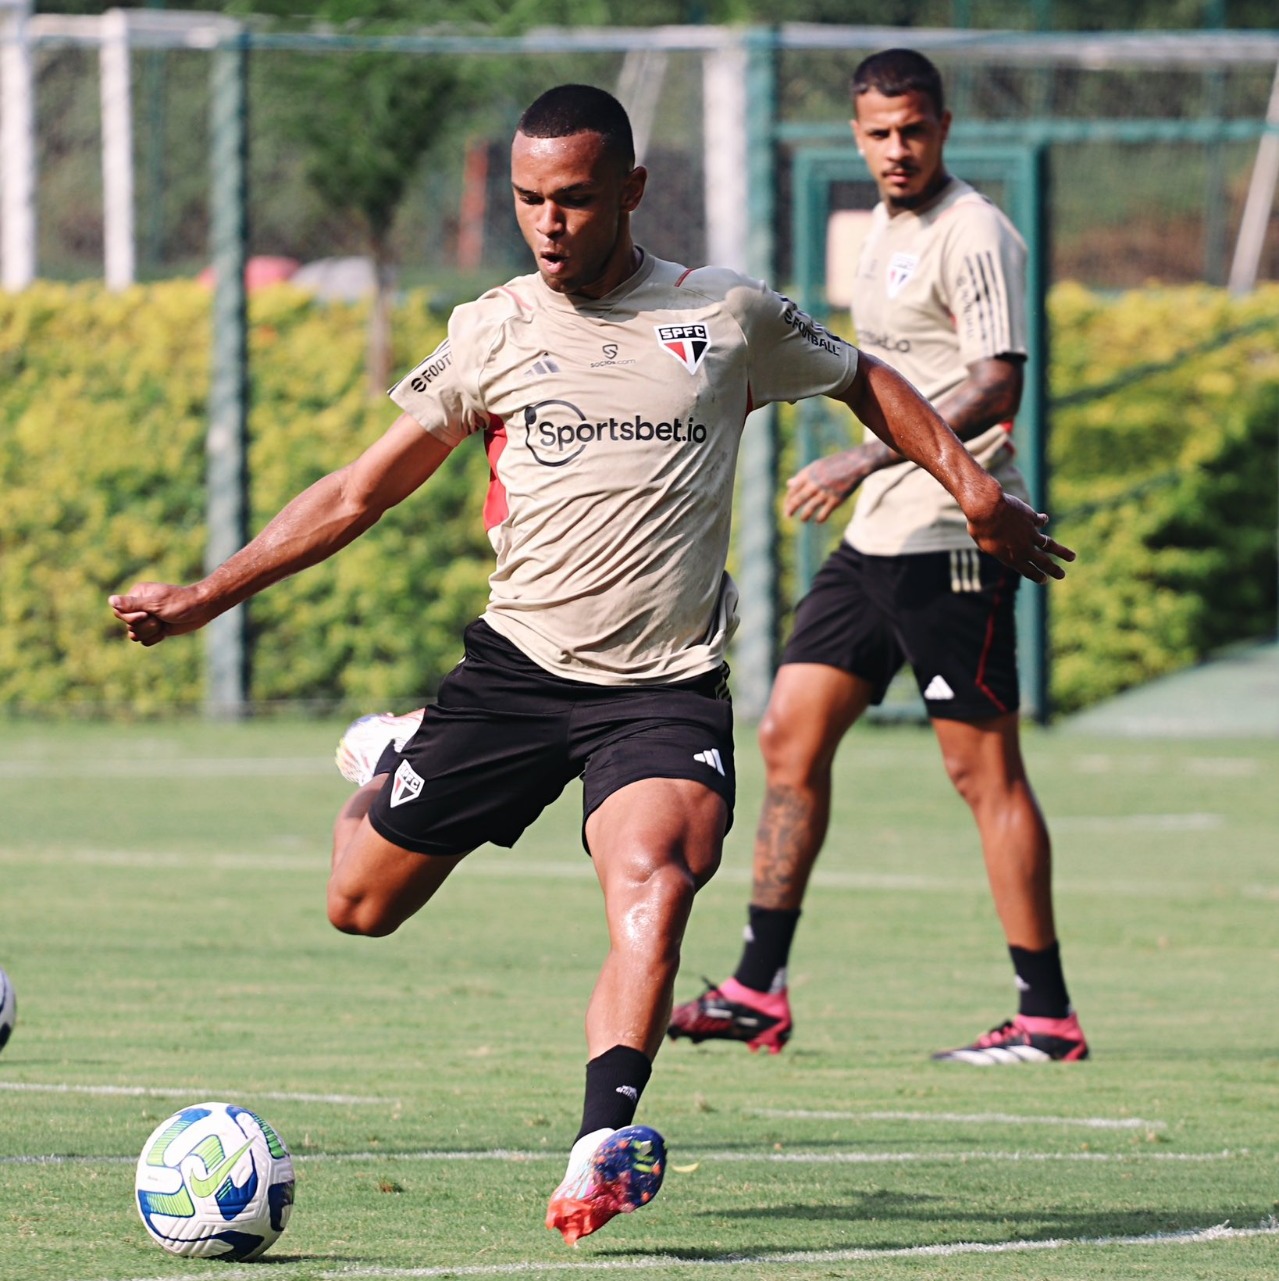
{"left": 852, "top": 88, "right": 951, "bottom": 213}
{"left": 511, "top": 130, "right": 647, "bottom": 298}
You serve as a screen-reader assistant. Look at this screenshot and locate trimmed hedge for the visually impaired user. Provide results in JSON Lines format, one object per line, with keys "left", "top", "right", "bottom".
{"left": 1, "top": 281, "right": 1276, "bottom": 715}
{"left": 1048, "top": 283, "right": 1279, "bottom": 713}
{"left": 0, "top": 282, "right": 489, "bottom": 714}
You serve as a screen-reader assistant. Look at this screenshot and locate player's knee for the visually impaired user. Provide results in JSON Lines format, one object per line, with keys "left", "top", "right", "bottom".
{"left": 326, "top": 885, "right": 400, "bottom": 938}
{"left": 940, "top": 749, "right": 982, "bottom": 806}
{"left": 757, "top": 706, "right": 797, "bottom": 770}
{"left": 621, "top": 859, "right": 699, "bottom": 936}
{"left": 758, "top": 707, "right": 824, "bottom": 783}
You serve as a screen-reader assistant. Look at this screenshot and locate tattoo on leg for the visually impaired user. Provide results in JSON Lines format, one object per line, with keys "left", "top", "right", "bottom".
{"left": 752, "top": 784, "right": 820, "bottom": 907}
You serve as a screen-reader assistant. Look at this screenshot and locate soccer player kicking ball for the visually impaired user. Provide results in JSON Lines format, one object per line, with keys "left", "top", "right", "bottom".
{"left": 110, "top": 84, "right": 1073, "bottom": 1246}
{"left": 668, "top": 49, "right": 1088, "bottom": 1067}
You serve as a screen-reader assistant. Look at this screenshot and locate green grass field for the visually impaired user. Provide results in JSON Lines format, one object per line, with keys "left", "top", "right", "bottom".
{"left": 1, "top": 715, "right": 1276, "bottom": 1280}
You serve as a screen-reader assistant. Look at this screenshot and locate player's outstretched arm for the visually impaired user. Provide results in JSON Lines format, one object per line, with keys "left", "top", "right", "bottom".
{"left": 109, "top": 413, "right": 455, "bottom": 647}
{"left": 831, "top": 352, "right": 1075, "bottom": 584}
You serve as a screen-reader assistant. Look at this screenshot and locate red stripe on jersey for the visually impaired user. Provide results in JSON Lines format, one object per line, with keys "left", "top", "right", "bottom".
{"left": 674, "top": 267, "right": 695, "bottom": 287}
{"left": 483, "top": 416, "right": 509, "bottom": 530}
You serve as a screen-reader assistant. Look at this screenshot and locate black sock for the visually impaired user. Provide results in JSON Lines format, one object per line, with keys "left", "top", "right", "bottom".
{"left": 1010, "top": 942, "right": 1071, "bottom": 1019}
{"left": 576, "top": 1045, "right": 652, "bottom": 1141}
{"left": 732, "top": 905, "right": 801, "bottom": 994}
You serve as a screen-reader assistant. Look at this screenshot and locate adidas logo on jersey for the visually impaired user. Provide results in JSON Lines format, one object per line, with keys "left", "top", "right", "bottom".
{"left": 923, "top": 675, "right": 955, "bottom": 701}
{"left": 693, "top": 748, "right": 725, "bottom": 776}
{"left": 524, "top": 356, "right": 561, "bottom": 379}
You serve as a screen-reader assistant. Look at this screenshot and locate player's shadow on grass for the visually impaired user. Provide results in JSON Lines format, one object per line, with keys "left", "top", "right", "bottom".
{"left": 595, "top": 1193, "right": 1267, "bottom": 1261}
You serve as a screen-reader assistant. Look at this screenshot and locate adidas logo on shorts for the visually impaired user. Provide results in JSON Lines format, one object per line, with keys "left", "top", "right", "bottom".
{"left": 923, "top": 675, "right": 955, "bottom": 700}
{"left": 693, "top": 748, "right": 725, "bottom": 776}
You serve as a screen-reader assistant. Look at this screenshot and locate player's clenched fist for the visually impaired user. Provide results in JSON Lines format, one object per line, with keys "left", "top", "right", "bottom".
{"left": 108, "top": 583, "right": 212, "bottom": 646}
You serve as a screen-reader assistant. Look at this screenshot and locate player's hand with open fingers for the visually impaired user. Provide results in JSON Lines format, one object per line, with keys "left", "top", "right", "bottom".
{"left": 966, "top": 492, "right": 1076, "bottom": 584}
{"left": 108, "top": 582, "right": 214, "bottom": 647}
{"left": 784, "top": 450, "right": 868, "bottom": 525}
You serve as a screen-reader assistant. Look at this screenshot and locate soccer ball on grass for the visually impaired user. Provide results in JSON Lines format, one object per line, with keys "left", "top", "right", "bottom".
{"left": 0, "top": 966, "right": 15, "bottom": 1052}
{"left": 135, "top": 1101, "right": 295, "bottom": 1260}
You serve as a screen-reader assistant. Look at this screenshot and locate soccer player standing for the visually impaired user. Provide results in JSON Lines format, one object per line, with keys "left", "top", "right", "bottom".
{"left": 110, "top": 83, "right": 1073, "bottom": 1246}
{"left": 669, "top": 50, "right": 1089, "bottom": 1065}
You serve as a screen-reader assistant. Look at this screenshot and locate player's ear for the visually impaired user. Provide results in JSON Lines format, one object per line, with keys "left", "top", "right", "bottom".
{"left": 850, "top": 119, "right": 864, "bottom": 156}
{"left": 939, "top": 108, "right": 953, "bottom": 143}
{"left": 620, "top": 164, "right": 647, "bottom": 213}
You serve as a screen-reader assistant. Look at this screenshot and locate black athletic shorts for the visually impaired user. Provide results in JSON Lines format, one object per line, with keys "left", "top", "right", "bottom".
{"left": 780, "top": 542, "right": 1021, "bottom": 721}
{"left": 367, "top": 619, "right": 735, "bottom": 857}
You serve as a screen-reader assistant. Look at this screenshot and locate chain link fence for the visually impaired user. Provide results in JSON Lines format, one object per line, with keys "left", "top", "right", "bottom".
{"left": 7, "top": 21, "right": 1278, "bottom": 293}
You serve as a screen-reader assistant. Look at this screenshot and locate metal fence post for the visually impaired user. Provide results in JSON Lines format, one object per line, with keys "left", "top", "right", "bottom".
{"left": 0, "top": 0, "right": 36, "bottom": 292}
{"left": 205, "top": 30, "right": 250, "bottom": 719}
{"left": 100, "top": 7, "right": 135, "bottom": 291}
{"left": 732, "top": 26, "right": 780, "bottom": 722}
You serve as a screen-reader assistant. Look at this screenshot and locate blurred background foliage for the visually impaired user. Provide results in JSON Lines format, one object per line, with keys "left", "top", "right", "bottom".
{"left": 5, "top": 1, "right": 1278, "bottom": 718}
{"left": 1, "top": 280, "right": 1275, "bottom": 717}
{"left": 29, "top": 1, "right": 1279, "bottom": 28}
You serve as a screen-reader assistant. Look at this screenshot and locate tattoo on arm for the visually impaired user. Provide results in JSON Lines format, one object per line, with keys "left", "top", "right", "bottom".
{"left": 934, "top": 369, "right": 1018, "bottom": 441}
{"left": 865, "top": 356, "right": 1023, "bottom": 473}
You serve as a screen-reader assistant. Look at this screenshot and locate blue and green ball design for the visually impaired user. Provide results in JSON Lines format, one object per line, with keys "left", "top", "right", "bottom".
{"left": 135, "top": 1102, "right": 295, "bottom": 1260}
{"left": 0, "top": 967, "right": 15, "bottom": 1053}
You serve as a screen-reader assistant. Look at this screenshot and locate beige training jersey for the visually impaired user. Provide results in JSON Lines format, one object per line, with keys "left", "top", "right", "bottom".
{"left": 390, "top": 250, "right": 858, "bottom": 685}
{"left": 845, "top": 177, "right": 1030, "bottom": 555}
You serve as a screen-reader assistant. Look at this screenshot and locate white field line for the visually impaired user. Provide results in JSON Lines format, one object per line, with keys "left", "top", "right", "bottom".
{"left": 61, "top": 1221, "right": 1279, "bottom": 1281}
{"left": 3, "top": 749, "right": 1261, "bottom": 780}
{"left": 2, "top": 1146, "right": 1245, "bottom": 1169}
{"left": 0, "top": 757, "right": 336, "bottom": 779}
{"left": 751, "top": 1108, "right": 1166, "bottom": 1130}
{"left": 0, "top": 1081, "right": 394, "bottom": 1105}
{"left": 1070, "top": 753, "right": 1262, "bottom": 777}
{"left": 3, "top": 849, "right": 1270, "bottom": 904}
{"left": 1052, "top": 813, "right": 1223, "bottom": 831}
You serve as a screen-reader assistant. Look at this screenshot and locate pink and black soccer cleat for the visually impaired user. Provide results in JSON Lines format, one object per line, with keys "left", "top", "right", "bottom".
{"left": 932, "top": 1012, "right": 1089, "bottom": 1064}
{"left": 666, "top": 976, "right": 792, "bottom": 1054}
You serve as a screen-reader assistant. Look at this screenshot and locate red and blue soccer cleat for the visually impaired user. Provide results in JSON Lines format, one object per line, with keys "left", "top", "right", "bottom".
{"left": 546, "top": 1125, "right": 667, "bottom": 1246}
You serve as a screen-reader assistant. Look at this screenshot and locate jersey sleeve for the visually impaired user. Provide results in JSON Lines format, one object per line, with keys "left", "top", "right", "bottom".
{"left": 388, "top": 302, "right": 491, "bottom": 446}
{"left": 940, "top": 201, "right": 1028, "bottom": 366}
{"left": 721, "top": 274, "right": 858, "bottom": 407}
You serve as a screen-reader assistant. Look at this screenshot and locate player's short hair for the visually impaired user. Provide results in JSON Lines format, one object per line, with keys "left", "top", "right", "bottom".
{"left": 851, "top": 48, "right": 945, "bottom": 117}
{"left": 517, "top": 84, "right": 636, "bottom": 171}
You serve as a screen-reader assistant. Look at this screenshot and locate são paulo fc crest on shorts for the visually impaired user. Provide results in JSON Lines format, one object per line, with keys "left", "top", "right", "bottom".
{"left": 655, "top": 323, "right": 711, "bottom": 373}
{"left": 886, "top": 252, "right": 919, "bottom": 298}
{"left": 389, "top": 759, "right": 425, "bottom": 808}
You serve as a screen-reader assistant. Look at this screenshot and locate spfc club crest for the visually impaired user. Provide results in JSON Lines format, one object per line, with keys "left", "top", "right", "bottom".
{"left": 389, "top": 759, "right": 425, "bottom": 808}
{"left": 886, "top": 252, "right": 919, "bottom": 299}
{"left": 655, "top": 323, "right": 711, "bottom": 373}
